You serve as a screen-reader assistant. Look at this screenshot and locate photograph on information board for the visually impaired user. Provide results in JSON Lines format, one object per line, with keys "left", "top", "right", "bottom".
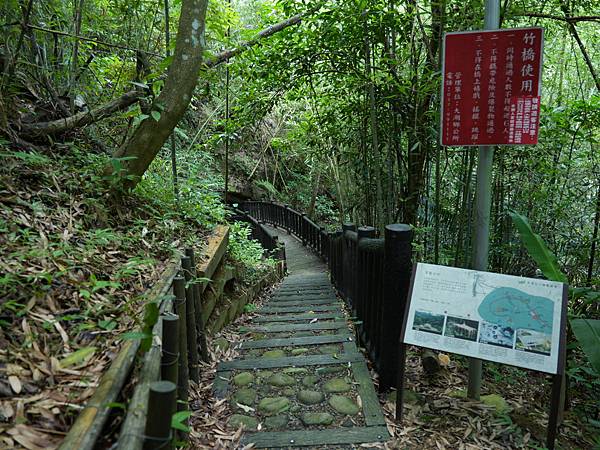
{"left": 402, "top": 263, "right": 567, "bottom": 374}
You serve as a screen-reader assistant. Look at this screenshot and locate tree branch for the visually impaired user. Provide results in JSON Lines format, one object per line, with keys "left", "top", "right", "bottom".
{"left": 16, "top": 10, "right": 309, "bottom": 137}
{"left": 19, "top": 90, "right": 145, "bottom": 136}
{"left": 515, "top": 12, "right": 600, "bottom": 23}
{"left": 17, "top": 24, "right": 165, "bottom": 57}
{"left": 204, "top": 12, "right": 306, "bottom": 68}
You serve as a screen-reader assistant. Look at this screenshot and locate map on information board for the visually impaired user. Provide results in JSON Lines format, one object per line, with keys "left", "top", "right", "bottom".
{"left": 402, "top": 263, "right": 566, "bottom": 374}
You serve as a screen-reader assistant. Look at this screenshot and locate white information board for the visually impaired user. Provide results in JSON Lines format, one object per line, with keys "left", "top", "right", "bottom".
{"left": 402, "top": 263, "right": 567, "bottom": 374}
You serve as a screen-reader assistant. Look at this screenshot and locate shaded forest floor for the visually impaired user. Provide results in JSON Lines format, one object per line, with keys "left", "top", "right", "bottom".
{"left": 0, "top": 143, "right": 275, "bottom": 448}
{"left": 191, "top": 307, "right": 598, "bottom": 449}
{"left": 382, "top": 351, "right": 598, "bottom": 449}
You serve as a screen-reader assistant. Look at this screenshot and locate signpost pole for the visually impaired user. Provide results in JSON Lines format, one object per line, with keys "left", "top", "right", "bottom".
{"left": 467, "top": 0, "right": 500, "bottom": 400}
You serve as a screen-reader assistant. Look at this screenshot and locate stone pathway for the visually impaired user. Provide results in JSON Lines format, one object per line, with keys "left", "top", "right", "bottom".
{"left": 214, "top": 228, "right": 389, "bottom": 448}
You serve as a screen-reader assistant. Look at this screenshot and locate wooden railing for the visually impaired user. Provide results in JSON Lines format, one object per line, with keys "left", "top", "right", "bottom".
{"left": 239, "top": 201, "right": 413, "bottom": 390}
{"left": 60, "top": 219, "right": 285, "bottom": 450}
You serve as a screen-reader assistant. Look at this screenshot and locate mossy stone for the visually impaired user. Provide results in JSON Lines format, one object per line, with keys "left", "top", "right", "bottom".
{"left": 319, "top": 345, "right": 339, "bottom": 355}
{"left": 257, "top": 370, "right": 273, "bottom": 379}
{"left": 323, "top": 378, "right": 351, "bottom": 393}
{"left": 214, "top": 337, "right": 229, "bottom": 351}
{"left": 291, "top": 348, "right": 309, "bottom": 355}
{"left": 233, "top": 388, "right": 256, "bottom": 406}
{"left": 229, "top": 414, "right": 258, "bottom": 430}
{"left": 283, "top": 367, "right": 308, "bottom": 374}
{"left": 301, "top": 412, "right": 334, "bottom": 426}
{"left": 264, "top": 414, "right": 288, "bottom": 429}
{"left": 297, "top": 390, "right": 324, "bottom": 405}
{"left": 233, "top": 372, "right": 254, "bottom": 386}
{"left": 268, "top": 373, "right": 295, "bottom": 386}
{"left": 302, "top": 375, "right": 319, "bottom": 387}
{"left": 329, "top": 395, "right": 359, "bottom": 415}
{"left": 258, "top": 397, "right": 290, "bottom": 416}
{"left": 262, "top": 349, "right": 286, "bottom": 358}
{"left": 316, "top": 366, "right": 346, "bottom": 375}
{"left": 481, "top": 394, "right": 510, "bottom": 414}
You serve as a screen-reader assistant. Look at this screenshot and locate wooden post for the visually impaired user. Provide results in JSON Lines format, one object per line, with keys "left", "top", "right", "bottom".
{"left": 173, "top": 276, "right": 189, "bottom": 406}
{"left": 380, "top": 224, "right": 413, "bottom": 391}
{"left": 547, "top": 284, "right": 568, "bottom": 450}
{"left": 395, "top": 343, "right": 408, "bottom": 422}
{"left": 161, "top": 314, "right": 179, "bottom": 385}
{"left": 181, "top": 256, "right": 199, "bottom": 382}
{"left": 341, "top": 223, "right": 356, "bottom": 303}
{"left": 185, "top": 248, "right": 210, "bottom": 363}
{"left": 143, "top": 381, "right": 176, "bottom": 450}
{"left": 546, "top": 374, "right": 563, "bottom": 450}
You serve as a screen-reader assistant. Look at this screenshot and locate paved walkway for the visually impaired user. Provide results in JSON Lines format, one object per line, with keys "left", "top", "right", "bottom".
{"left": 214, "top": 228, "right": 389, "bottom": 448}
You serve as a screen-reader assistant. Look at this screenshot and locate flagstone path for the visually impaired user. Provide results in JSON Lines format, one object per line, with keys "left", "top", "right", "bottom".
{"left": 214, "top": 227, "right": 390, "bottom": 448}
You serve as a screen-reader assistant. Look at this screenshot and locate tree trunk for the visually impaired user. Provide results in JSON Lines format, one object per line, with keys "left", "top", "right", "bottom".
{"left": 107, "top": 0, "right": 208, "bottom": 189}
{"left": 307, "top": 164, "right": 321, "bottom": 219}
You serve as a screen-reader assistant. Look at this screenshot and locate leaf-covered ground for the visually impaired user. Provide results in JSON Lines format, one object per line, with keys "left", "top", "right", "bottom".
{"left": 194, "top": 292, "right": 598, "bottom": 450}
{"left": 0, "top": 145, "right": 208, "bottom": 448}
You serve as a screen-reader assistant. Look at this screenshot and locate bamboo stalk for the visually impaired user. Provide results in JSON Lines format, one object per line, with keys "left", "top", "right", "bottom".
{"left": 143, "top": 381, "right": 176, "bottom": 450}
{"left": 185, "top": 247, "right": 210, "bottom": 362}
{"left": 181, "top": 256, "right": 199, "bottom": 382}
{"left": 161, "top": 314, "right": 179, "bottom": 385}
{"left": 172, "top": 276, "right": 189, "bottom": 407}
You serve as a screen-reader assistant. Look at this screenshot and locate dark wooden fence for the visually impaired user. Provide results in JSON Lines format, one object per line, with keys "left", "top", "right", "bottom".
{"left": 239, "top": 201, "right": 413, "bottom": 390}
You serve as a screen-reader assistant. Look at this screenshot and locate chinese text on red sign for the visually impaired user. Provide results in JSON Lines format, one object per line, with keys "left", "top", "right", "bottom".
{"left": 441, "top": 28, "right": 543, "bottom": 146}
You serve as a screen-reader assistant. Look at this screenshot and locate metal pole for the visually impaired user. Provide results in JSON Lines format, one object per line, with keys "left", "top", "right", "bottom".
{"left": 467, "top": 0, "right": 500, "bottom": 400}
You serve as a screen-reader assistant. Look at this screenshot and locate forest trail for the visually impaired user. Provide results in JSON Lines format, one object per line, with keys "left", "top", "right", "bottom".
{"left": 214, "top": 228, "right": 389, "bottom": 448}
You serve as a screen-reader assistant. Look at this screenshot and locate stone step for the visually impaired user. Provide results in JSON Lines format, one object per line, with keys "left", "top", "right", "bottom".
{"left": 240, "top": 321, "right": 348, "bottom": 334}
{"left": 240, "top": 334, "right": 354, "bottom": 350}
{"left": 262, "top": 299, "right": 341, "bottom": 307}
{"left": 219, "top": 352, "right": 363, "bottom": 371}
{"left": 212, "top": 223, "right": 389, "bottom": 449}
{"left": 252, "top": 312, "right": 343, "bottom": 323}
{"left": 241, "top": 426, "right": 389, "bottom": 448}
{"left": 259, "top": 304, "right": 341, "bottom": 314}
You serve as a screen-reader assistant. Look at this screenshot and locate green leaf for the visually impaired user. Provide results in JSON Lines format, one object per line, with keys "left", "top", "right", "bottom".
{"left": 174, "top": 127, "right": 189, "bottom": 140}
{"left": 151, "top": 110, "right": 161, "bottom": 122}
{"left": 570, "top": 318, "right": 600, "bottom": 374}
{"left": 98, "top": 319, "right": 117, "bottom": 331}
{"left": 59, "top": 347, "right": 97, "bottom": 368}
{"left": 105, "top": 402, "right": 126, "bottom": 410}
{"left": 508, "top": 210, "right": 567, "bottom": 283}
{"left": 144, "top": 302, "right": 159, "bottom": 329}
{"left": 121, "top": 331, "right": 151, "bottom": 341}
{"left": 171, "top": 410, "right": 191, "bottom": 432}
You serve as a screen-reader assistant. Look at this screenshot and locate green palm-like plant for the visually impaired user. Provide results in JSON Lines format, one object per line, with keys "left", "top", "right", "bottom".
{"left": 509, "top": 210, "right": 600, "bottom": 374}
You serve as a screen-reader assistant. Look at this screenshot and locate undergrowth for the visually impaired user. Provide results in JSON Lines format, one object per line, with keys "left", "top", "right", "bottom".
{"left": 0, "top": 140, "right": 275, "bottom": 440}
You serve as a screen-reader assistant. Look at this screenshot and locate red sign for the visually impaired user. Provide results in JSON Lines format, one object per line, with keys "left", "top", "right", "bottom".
{"left": 441, "top": 27, "right": 543, "bottom": 146}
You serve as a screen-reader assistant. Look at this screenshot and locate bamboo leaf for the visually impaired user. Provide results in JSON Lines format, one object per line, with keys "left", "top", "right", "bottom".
{"left": 508, "top": 210, "right": 567, "bottom": 283}
{"left": 570, "top": 318, "right": 600, "bottom": 374}
{"left": 59, "top": 346, "right": 97, "bottom": 368}
{"left": 171, "top": 410, "right": 191, "bottom": 432}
